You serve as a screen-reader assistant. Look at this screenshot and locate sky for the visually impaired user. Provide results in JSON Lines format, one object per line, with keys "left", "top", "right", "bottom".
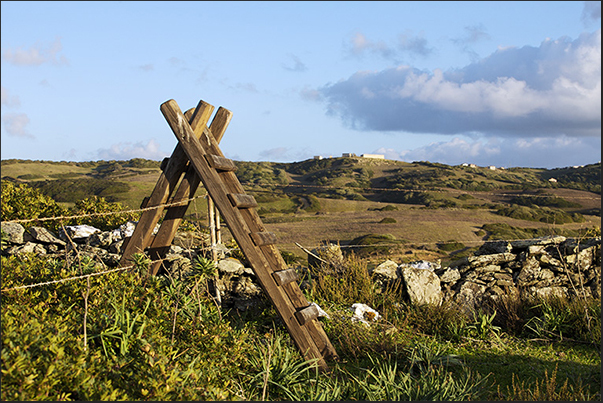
{"left": 1, "top": 1, "right": 601, "bottom": 169}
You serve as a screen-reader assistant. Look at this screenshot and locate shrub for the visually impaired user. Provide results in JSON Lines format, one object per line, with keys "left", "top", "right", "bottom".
{"left": 1, "top": 180, "right": 67, "bottom": 230}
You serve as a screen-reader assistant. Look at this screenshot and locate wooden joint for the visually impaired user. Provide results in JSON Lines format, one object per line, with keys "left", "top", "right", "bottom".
{"left": 294, "top": 305, "right": 319, "bottom": 326}
{"left": 272, "top": 268, "right": 299, "bottom": 286}
{"left": 160, "top": 157, "right": 170, "bottom": 171}
{"left": 228, "top": 193, "right": 258, "bottom": 208}
{"left": 250, "top": 232, "right": 277, "bottom": 246}
{"left": 204, "top": 154, "right": 237, "bottom": 171}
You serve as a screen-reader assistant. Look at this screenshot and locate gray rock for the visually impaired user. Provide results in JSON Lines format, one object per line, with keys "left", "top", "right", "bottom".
{"left": 7, "top": 242, "right": 47, "bottom": 255}
{"left": 468, "top": 253, "right": 516, "bottom": 266}
{"left": 87, "top": 231, "right": 115, "bottom": 248}
{"left": 510, "top": 235, "right": 566, "bottom": 250}
{"left": 1, "top": 222, "right": 31, "bottom": 244}
{"left": 400, "top": 265, "right": 442, "bottom": 306}
{"left": 476, "top": 240, "right": 512, "bottom": 255}
{"left": 28, "top": 226, "right": 66, "bottom": 246}
{"left": 217, "top": 258, "right": 245, "bottom": 274}
{"left": 439, "top": 268, "right": 461, "bottom": 283}
{"left": 59, "top": 225, "right": 100, "bottom": 241}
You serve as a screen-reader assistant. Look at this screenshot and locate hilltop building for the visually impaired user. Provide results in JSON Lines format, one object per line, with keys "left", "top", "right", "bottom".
{"left": 360, "top": 153, "right": 385, "bottom": 159}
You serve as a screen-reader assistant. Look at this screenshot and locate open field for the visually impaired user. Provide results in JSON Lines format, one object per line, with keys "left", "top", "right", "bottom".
{"left": 2, "top": 157, "right": 600, "bottom": 265}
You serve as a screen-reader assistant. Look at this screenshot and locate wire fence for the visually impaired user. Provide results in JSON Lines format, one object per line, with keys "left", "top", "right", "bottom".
{"left": 1, "top": 179, "right": 600, "bottom": 293}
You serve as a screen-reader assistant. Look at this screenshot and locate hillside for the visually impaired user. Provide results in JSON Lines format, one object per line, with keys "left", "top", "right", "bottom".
{"left": 2, "top": 157, "right": 600, "bottom": 264}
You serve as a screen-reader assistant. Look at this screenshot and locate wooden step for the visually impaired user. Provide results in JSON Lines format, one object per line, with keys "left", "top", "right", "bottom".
{"left": 160, "top": 157, "right": 170, "bottom": 171}
{"left": 204, "top": 154, "right": 237, "bottom": 171}
{"left": 228, "top": 193, "right": 258, "bottom": 208}
{"left": 294, "top": 305, "right": 319, "bottom": 326}
{"left": 250, "top": 231, "right": 277, "bottom": 246}
{"left": 272, "top": 268, "right": 300, "bottom": 286}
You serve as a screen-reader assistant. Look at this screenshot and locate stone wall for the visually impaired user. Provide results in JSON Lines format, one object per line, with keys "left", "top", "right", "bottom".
{"left": 2, "top": 221, "right": 600, "bottom": 312}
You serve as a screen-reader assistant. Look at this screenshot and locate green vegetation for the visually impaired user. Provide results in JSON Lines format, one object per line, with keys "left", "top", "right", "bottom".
{"left": 2, "top": 250, "right": 599, "bottom": 401}
{"left": 495, "top": 205, "right": 585, "bottom": 224}
{"left": 29, "top": 178, "right": 130, "bottom": 203}
{"left": 480, "top": 223, "right": 597, "bottom": 240}
{"left": 1, "top": 176, "right": 600, "bottom": 401}
{"left": 1, "top": 180, "right": 138, "bottom": 231}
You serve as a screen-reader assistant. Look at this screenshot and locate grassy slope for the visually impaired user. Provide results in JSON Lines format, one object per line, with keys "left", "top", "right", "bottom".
{"left": 2, "top": 158, "right": 600, "bottom": 263}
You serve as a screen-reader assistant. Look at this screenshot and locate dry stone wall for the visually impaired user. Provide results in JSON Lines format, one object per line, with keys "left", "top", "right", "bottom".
{"left": 2, "top": 221, "right": 600, "bottom": 312}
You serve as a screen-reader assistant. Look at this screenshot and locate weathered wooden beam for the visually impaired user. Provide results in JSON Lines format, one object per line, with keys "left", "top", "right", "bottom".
{"left": 294, "top": 305, "right": 319, "bottom": 326}
{"left": 160, "top": 98, "right": 328, "bottom": 369}
{"left": 119, "top": 103, "right": 214, "bottom": 267}
{"left": 272, "top": 268, "right": 299, "bottom": 286}
{"left": 204, "top": 154, "right": 237, "bottom": 171}
{"left": 250, "top": 231, "right": 277, "bottom": 246}
{"left": 228, "top": 193, "right": 258, "bottom": 208}
{"left": 147, "top": 105, "right": 232, "bottom": 275}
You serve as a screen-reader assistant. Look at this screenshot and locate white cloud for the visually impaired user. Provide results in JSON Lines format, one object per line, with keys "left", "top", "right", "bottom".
{"left": 2, "top": 37, "right": 68, "bottom": 66}
{"left": 282, "top": 54, "right": 308, "bottom": 72}
{"left": 259, "top": 147, "right": 290, "bottom": 160}
{"left": 2, "top": 113, "right": 34, "bottom": 138}
{"left": 346, "top": 31, "right": 432, "bottom": 60}
{"left": 1, "top": 86, "right": 20, "bottom": 108}
{"left": 320, "top": 30, "right": 601, "bottom": 138}
{"left": 375, "top": 135, "right": 600, "bottom": 169}
{"left": 94, "top": 139, "right": 168, "bottom": 161}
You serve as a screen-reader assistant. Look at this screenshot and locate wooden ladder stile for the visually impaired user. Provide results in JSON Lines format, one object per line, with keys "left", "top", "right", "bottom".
{"left": 159, "top": 98, "right": 338, "bottom": 369}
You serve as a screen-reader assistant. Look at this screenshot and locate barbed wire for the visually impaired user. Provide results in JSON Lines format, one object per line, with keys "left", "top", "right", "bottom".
{"left": 0, "top": 266, "right": 133, "bottom": 292}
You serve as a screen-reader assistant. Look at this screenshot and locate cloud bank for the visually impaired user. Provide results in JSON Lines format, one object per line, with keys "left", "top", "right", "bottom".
{"left": 320, "top": 30, "right": 601, "bottom": 138}
{"left": 94, "top": 139, "right": 168, "bottom": 161}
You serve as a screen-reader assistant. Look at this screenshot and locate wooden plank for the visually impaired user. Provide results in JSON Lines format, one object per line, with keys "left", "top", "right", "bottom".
{"left": 204, "top": 154, "right": 237, "bottom": 171}
{"left": 294, "top": 305, "right": 319, "bottom": 326}
{"left": 228, "top": 193, "right": 258, "bottom": 208}
{"left": 250, "top": 231, "right": 277, "bottom": 246}
{"left": 147, "top": 106, "right": 232, "bottom": 275}
{"left": 272, "top": 268, "right": 299, "bottom": 286}
{"left": 159, "top": 99, "right": 328, "bottom": 369}
{"left": 118, "top": 103, "right": 214, "bottom": 266}
{"left": 140, "top": 196, "right": 150, "bottom": 209}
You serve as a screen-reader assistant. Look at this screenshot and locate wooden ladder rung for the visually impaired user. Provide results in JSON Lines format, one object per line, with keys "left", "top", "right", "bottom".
{"left": 160, "top": 157, "right": 170, "bottom": 171}
{"left": 250, "top": 231, "right": 277, "bottom": 246}
{"left": 294, "top": 305, "right": 319, "bottom": 326}
{"left": 228, "top": 193, "right": 258, "bottom": 208}
{"left": 204, "top": 154, "right": 237, "bottom": 171}
{"left": 272, "top": 268, "right": 299, "bottom": 286}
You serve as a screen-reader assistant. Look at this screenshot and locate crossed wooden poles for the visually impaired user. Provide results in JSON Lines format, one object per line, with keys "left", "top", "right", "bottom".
{"left": 118, "top": 98, "right": 338, "bottom": 369}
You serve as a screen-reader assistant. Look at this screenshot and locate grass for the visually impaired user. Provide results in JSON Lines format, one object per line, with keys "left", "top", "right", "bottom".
{"left": 1, "top": 246, "right": 600, "bottom": 401}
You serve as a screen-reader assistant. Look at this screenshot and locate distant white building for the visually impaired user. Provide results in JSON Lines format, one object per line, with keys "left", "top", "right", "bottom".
{"left": 488, "top": 165, "right": 496, "bottom": 170}
{"left": 549, "top": 178, "right": 558, "bottom": 182}
{"left": 342, "top": 153, "right": 357, "bottom": 157}
{"left": 313, "top": 156, "right": 323, "bottom": 160}
{"left": 361, "top": 154, "right": 385, "bottom": 159}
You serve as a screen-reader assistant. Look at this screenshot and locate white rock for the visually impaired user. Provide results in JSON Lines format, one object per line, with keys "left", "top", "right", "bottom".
{"left": 349, "top": 303, "right": 380, "bottom": 325}
{"left": 310, "top": 302, "right": 330, "bottom": 319}
{"left": 59, "top": 225, "right": 100, "bottom": 240}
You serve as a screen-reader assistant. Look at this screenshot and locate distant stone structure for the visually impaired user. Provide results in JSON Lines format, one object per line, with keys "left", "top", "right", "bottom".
{"left": 360, "top": 154, "right": 385, "bottom": 159}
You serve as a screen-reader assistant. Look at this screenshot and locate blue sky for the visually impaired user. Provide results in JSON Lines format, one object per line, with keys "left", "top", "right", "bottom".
{"left": 1, "top": 1, "right": 600, "bottom": 169}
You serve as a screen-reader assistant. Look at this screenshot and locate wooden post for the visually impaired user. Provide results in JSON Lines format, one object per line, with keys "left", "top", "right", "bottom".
{"left": 208, "top": 196, "right": 217, "bottom": 261}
